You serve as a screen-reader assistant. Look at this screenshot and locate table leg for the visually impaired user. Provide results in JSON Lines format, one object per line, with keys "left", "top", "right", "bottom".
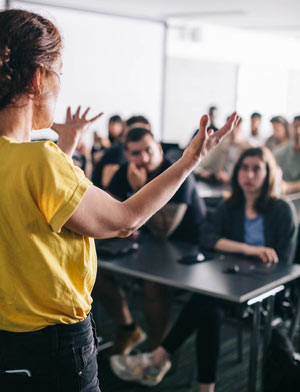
{"left": 248, "top": 302, "right": 261, "bottom": 392}
{"left": 263, "top": 295, "right": 275, "bottom": 358}
{"left": 289, "top": 286, "right": 300, "bottom": 343}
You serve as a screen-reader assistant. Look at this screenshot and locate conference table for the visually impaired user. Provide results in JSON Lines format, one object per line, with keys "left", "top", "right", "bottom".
{"left": 97, "top": 235, "right": 300, "bottom": 392}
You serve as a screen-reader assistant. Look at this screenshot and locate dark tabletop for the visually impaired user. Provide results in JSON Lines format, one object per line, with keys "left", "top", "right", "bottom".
{"left": 97, "top": 235, "right": 300, "bottom": 303}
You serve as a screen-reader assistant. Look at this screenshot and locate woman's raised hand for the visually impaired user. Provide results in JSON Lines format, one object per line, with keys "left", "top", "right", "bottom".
{"left": 183, "top": 112, "right": 239, "bottom": 166}
{"left": 52, "top": 106, "right": 103, "bottom": 136}
{"left": 52, "top": 106, "right": 103, "bottom": 157}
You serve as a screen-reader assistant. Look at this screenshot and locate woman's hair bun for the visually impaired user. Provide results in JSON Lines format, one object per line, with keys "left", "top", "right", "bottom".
{"left": 0, "top": 46, "right": 12, "bottom": 80}
{"left": 0, "top": 9, "right": 62, "bottom": 110}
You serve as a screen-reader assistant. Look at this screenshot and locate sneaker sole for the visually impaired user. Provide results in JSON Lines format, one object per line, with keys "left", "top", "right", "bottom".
{"left": 110, "top": 356, "right": 149, "bottom": 382}
{"left": 110, "top": 358, "right": 171, "bottom": 386}
{"left": 139, "top": 360, "right": 172, "bottom": 387}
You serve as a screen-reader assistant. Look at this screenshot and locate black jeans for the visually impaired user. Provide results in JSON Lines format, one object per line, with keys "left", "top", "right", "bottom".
{"left": 162, "top": 294, "right": 226, "bottom": 384}
{"left": 0, "top": 314, "right": 100, "bottom": 392}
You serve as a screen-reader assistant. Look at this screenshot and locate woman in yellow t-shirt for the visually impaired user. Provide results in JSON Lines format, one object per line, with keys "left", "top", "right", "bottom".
{"left": 0, "top": 9, "right": 238, "bottom": 392}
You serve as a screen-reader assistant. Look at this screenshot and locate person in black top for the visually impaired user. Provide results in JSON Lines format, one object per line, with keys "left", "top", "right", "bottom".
{"left": 91, "top": 115, "right": 151, "bottom": 189}
{"left": 108, "top": 141, "right": 205, "bottom": 243}
{"left": 94, "top": 128, "right": 206, "bottom": 354}
{"left": 91, "top": 115, "right": 124, "bottom": 166}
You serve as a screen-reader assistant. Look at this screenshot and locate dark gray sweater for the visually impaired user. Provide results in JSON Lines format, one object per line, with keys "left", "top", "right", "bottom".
{"left": 200, "top": 198, "right": 298, "bottom": 265}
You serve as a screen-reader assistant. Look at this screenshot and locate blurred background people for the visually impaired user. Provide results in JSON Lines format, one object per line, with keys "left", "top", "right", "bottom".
{"left": 208, "top": 105, "right": 218, "bottom": 130}
{"left": 248, "top": 112, "right": 264, "bottom": 146}
{"left": 194, "top": 117, "right": 250, "bottom": 184}
{"left": 91, "top": 114, "right": 124, "bottom": 166}
{"left": 265, "top": 115, "right": 290, "bottom": 151}
{"left": 274, "top": 115, "right": 300, "bottom": 194}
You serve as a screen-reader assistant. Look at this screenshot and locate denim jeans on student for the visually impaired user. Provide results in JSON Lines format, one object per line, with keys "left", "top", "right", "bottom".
{"left": 0, "top": 313, "right": 100, "bottom": 392}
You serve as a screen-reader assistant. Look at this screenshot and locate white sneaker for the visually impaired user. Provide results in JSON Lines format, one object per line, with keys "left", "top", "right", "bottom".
{"left": 110, "top": 352, "right": 171, "bottom": 386}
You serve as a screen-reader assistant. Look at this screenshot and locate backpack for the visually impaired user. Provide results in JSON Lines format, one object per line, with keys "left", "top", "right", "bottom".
{"left": 263, "top": 327, "right": 300, "bottom": 392}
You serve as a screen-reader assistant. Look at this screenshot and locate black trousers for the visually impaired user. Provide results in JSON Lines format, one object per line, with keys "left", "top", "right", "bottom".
{"left": 0, "top": 314, "right": 100, "bottom": 392}
{"left": 162, "top": 293, "right": 226, "bottom": 383}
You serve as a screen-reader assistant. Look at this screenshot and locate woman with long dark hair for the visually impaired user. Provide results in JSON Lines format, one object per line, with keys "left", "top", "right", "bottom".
{"left": 111, "top": 147, "right": 298, "bottom": 392}
{"left": 0, "top": 8, "right": 237, "bottom": 392}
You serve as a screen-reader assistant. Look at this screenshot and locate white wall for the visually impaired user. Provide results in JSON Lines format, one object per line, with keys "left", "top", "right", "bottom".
{"left": 287, "top": 70, "right": 300, "bottom": 119}
{"left": 12, "top": 1, "right": 165, "bottom": 142}
{"left": 163, "top": 57, "right": 237, "bottom": 146}
{"left": 164, "top": 23, "right": 300, "bottom": 144}
{"left": 236, "top": 65, "right": 289, "bottom": 138}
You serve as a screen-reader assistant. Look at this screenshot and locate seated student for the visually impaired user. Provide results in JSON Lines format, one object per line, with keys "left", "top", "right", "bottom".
{"left": 248, "top": 112, "right": 265, "bottom": 147}
{"left": 91, "top": 114, "right": 124, "bottom": 166}
{"left": 274, "top": 115, "right": 300, "bottom": 194}
{"left": 110, "top": 147, "right": 298, "bottom": 392}
{"left": 91, "top": 115, "right": 150, "bottom": 189}
{"left": 194, "top": 117, "right": 250, "bottom": 184}
{"left": 208, "top": 105, "right": 218, "bottom": 129}
{"left": 265, "top": 116, "right": 290, "bottom": 152}
{"left": 190, "top": 108, "right": 218, "bottom": 140}
{"left": 94, "top": 127, "right": 206, "bottom": 355}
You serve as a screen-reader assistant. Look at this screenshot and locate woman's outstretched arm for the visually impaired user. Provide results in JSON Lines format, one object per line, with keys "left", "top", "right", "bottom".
{"left": 65, "top": 113, "right": 239, "bottom": 239}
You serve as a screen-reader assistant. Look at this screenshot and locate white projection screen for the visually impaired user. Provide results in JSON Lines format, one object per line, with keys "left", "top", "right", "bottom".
{"left": 11, "top": 1, "right": 165, "bottom": 140}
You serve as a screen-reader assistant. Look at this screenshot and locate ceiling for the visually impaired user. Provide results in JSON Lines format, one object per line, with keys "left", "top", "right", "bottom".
{"left": 9, "top": 0, "right": 300, "bottom": 40}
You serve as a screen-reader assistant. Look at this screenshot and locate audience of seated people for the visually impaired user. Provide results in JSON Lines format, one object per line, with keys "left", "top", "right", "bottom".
{"left": 91, "top": 115, "right": 151, "bottom": 189}
{"left": 109, "top": 146, "right": 298, "bottom": 391}
{"left": 70, "top": 109, "right": 300, "bottom": 199}
{"left": 194, "top": 117, "right": 250, "bottom": 184}
{"left": 50, "top": 106, "right": 299, "bottom": 389}
{"left": 265, "top": 115, "right": 290, "bottom": 151}
{"left": 93, "top": 127, "right": 207, "bottom": 355}
{"left": 48, "top": 106, "right": 300, "bottom": 390}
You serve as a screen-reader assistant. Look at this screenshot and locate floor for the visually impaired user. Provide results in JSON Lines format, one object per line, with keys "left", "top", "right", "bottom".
{"left": 92, "top": 279, "right": 258, "bottom": 392}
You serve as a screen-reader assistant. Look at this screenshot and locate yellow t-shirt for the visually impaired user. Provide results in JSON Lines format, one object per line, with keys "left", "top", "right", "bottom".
{"left": 0, "top": 136, "right": 97, "bottom": 332}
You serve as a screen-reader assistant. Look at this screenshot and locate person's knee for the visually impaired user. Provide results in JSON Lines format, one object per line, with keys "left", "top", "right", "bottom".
{"left": 143, "top": 281, "right": 168, "bottom": 301}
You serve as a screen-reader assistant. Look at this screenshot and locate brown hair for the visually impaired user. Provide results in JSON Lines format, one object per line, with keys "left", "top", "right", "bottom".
{"left": 0, "top": 9, "right": 62, "bottom": 110}
{"left": 270, "top": 115, "right": 290, "bottom": 139}
{"left": 125, "top": 128, "right": 154, "bottom": 149}
{"left": 228, "top": 147, "right": 277, "bottom": 213}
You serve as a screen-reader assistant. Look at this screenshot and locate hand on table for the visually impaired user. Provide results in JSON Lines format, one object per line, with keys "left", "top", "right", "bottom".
{"left": 244, "top": 245, "right": 279, "bottom": 264}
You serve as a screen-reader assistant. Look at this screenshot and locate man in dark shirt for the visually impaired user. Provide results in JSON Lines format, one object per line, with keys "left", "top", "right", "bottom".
{"left": 108, "top": 133, "right": 205, "bottom": 242}
{"left": 94, "top": 128, "right": 206, "bottom": 355}
{"left": 91, "top": 115, "right": 151, "bottom": 189}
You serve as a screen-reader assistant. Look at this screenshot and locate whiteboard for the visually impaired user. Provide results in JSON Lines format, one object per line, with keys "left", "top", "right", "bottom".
{"left": 163, "top": 57, "right": 238, "bottom": 147}
{"left": 12, "top": 1, "right": 165, "bottom": 141}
